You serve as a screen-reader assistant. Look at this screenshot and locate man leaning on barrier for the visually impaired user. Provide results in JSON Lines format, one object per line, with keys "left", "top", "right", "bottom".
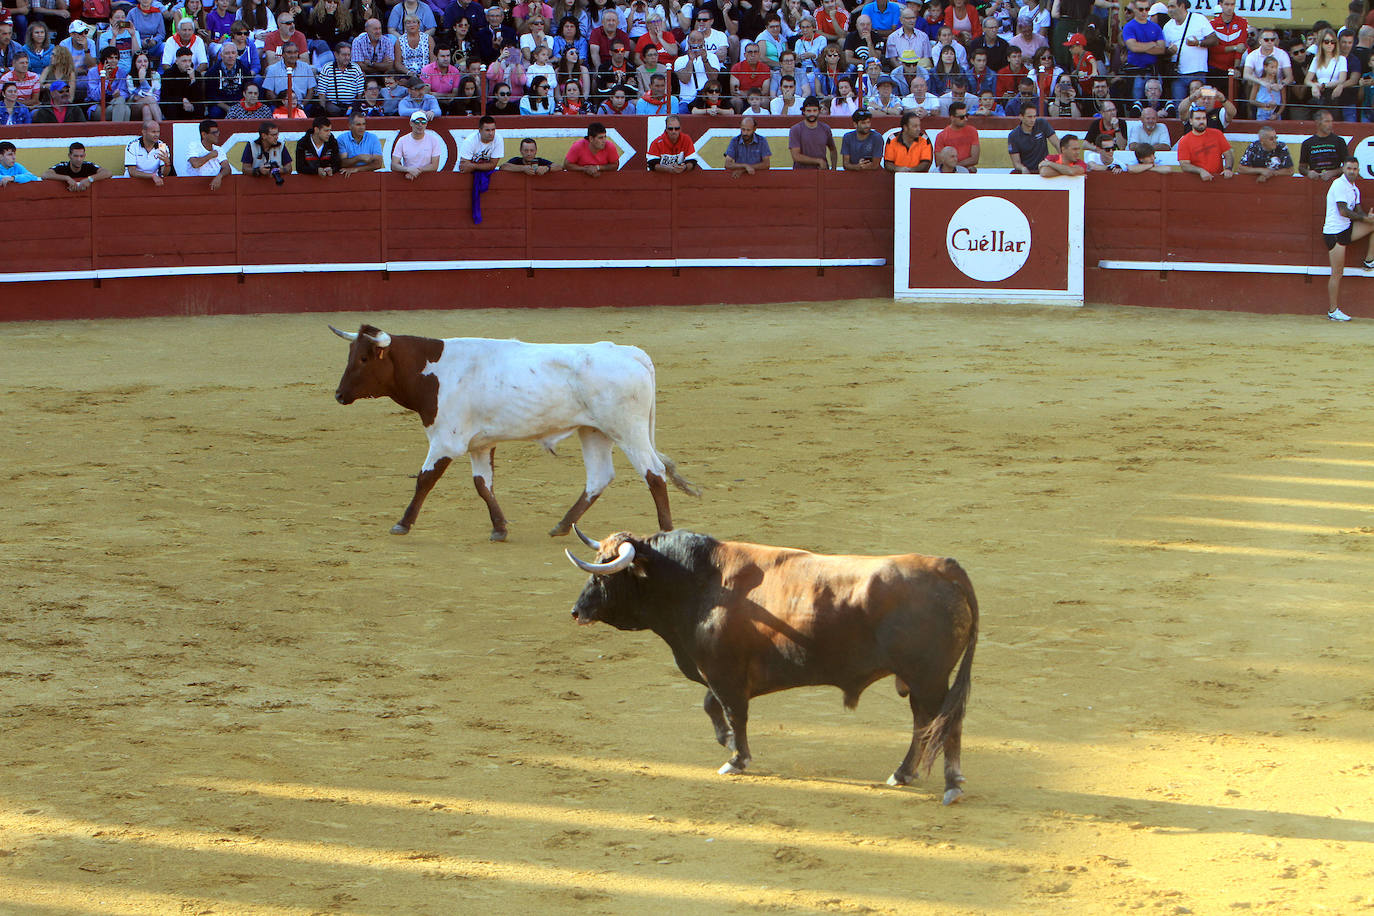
{"left": 242, "top": 120, "right": 292, "bottom": 183}
{"left": 723, "top": 116, "right": 772, "bottom": 178}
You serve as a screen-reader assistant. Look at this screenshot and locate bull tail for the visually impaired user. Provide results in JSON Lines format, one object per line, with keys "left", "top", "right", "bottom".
{"left": 644, "top": 352, "right": 700, "bottom": 497}
{"left": 915, "top": 559, "right": 979, "bottom": 777}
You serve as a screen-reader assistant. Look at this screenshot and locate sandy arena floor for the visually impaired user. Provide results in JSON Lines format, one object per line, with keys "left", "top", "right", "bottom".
{"left": 1, "top": 301, "right": 1372, "bottom": 915}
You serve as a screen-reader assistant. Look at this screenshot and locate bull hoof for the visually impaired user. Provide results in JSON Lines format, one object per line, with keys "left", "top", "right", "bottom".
{"left": 548, "top": 524, "right": 571, "bottom": 538}
{"left": 718, "top": 761, "right": 745, "bottom": 776}
{"left": 391, "top": 523, "right": 410, "bottom": 535}
{"left": 942, "top": 787, "right": 965, "bottom": 806}
{"left": 887, "top": 772, "right": 913, "bottom": 787}
{"left": 490, "top": 529, "right": 508, "bottom": 542}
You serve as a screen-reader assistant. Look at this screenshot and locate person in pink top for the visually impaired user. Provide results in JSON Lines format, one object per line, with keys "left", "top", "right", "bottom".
{"left": 391, "top": 109, "right": 443, "bottom": 179}
{"left": 563, "top": 121, "right": 619, "bottom": 177}
{"left": 422, "top": 46, "right": 463, "bottom": 110}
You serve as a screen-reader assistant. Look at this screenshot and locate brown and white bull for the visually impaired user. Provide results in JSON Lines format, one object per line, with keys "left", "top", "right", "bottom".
{"left": 565, "top": 528, "right": 978, "bottom": 804}
{"left": 331, "top": 324, "right": 697, "bottom": 540}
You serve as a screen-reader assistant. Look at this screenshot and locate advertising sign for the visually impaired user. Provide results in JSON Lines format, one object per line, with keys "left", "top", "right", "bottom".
{"left": 1186, "top": 0, "right": 1291, "bottom": 20}
{"left": 893, "top": 174, "right": 1084, "bottom": 305}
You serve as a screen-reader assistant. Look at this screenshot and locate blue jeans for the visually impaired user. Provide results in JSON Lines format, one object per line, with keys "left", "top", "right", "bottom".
{"left": 1173, "top": 72, "right": 1207, "bottom": 103}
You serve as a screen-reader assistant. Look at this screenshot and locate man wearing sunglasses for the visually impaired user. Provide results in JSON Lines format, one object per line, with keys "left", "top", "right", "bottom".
{"left": 1243, "top": 30, "right": 1293, "bottom": 101}
{"left": 1122, "top": 0, "right": 1168, "bottom": 104}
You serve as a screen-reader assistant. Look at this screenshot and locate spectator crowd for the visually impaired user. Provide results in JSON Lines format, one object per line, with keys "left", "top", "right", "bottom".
{"left": 0, "top": 0, "right": 1372, "bottom": 187}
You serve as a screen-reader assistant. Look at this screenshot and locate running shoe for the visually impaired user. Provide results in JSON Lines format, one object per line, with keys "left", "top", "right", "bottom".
{"left": 1328, "top": 308, "right": 1352, "bottom": 321}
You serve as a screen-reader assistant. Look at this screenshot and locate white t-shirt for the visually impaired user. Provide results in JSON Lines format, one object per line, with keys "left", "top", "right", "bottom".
{"left": 769, "top": 95, "right": 803, "bottom": 115}
{"left": 161, "top": 35, "right": 208, "bottom": 70}
{"left": 1324, "top": 174, "right": 1360, "bottom": 235}
{"left": 393, "top": 131, "right": 444, "bottom": 169}
{"left": 458, "top": 130, "right": 503, "bottom": 164}
{"left": 1244, "top": 47, "right": 1291, "bottom": 81}
{"left": 186, "top": 139, "right": 225, "bottom": 176}
{"left": 672, "top": 48, "right": 722, "bottom": 103}
{"left": 1127, "top": 120, "right": 1171, "bottom": 148}
{"left": 1308, "top": 55, "right": 1348, "bottom": 88}
{"left": 900, "top": 92, "right": 941, "bottom": 115}
{"left": 1162, "top": 13, "right": 1216, "bottom": 75}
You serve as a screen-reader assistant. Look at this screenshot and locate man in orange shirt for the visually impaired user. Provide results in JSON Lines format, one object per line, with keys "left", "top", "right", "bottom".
{"left": 882, "top": 109, "right": 932, "bottom": 172}
{"left": 647, "top": 115, "right": 698, "bottom": 173}
{"left": 1175, "top": 106, "right": 1233, "bottom": 180}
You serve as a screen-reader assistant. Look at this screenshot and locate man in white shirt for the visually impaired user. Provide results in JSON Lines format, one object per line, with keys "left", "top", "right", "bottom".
{"left": 1243, "top": 29, "right": 1292, "bottom": 95}
{"left": 1322, "top": 157, "right": 1373, "bottom": 322}
{"left": 673, "top": 30, "right": 722, "bottom": 111}
{"left": 458, "top": 115, "right": 503, "bottom": 172}
{"left": 900, "top": 75, "right": 941, "bottom": 115}
{"left": 885, "top": 8, "right": 931, "bottom": 65}
{"left": 262, "top": 43, "right": 319, "bottom": 111}
{"left": 1161, "top": 0, "right": 1216, "bottom": 105}
{"left": 769, "top": 74, "right": 802, "bottom": 115}
{"left": 161, "top": 18, "right": 210, "bottom": 73}
{"left": 1126, "top": 106, "right": 1172, "bottom": 150}
{"left": 186, "top": 118, "right": 229, "bottom": 190}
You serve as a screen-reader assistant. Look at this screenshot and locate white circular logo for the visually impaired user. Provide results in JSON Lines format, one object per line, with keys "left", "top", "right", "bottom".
{"left": 945, "top": 196, "right": 1032, "bottom": 282}
{"left": 1354, "top": 136, "right": 1374, "bottom": 179}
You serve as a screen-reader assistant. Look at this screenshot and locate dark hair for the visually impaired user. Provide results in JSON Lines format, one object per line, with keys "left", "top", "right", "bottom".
{"left": 176, "top": 46, "right": 193, "bottom": 56}
{"left": 198, "top": 118, "right": 218, "bottom": 134}
{"left": 899, "top": 110, "right": 922, "bottom": 128}
{"left": 948, "top": 100, "right": 967, "bottom": 116}
{"left": 312, "top": 115, "right": 331, "bottom": 129}
{"left": 479, "top": 114, "right": 496, "bottom": 126}
{"left": 521, "top": 136, "right": 537, "bottom": 146}
{"left": 0, "top": 141, "right": 16, "bottom": 154}
{"left": 258, "top": 120, "right": 276, "bottom": 135}
{"left": 1129, "top": 141, "right": 1155, "bottom": 159}
{"left": 587, "top": 121, "right": 607, "bottom": 137}
{"left": 68, "top": 141, "right": 86, "bottom": 152}
{"left": 99, "top": 46, "right": 119, "bottom": 62}
{"left": 1061, "top": 132, "right": 1080, "bottom": 144}
{"left": 802, "top": 95, "right": 821, "bottom": 108}
{"left": 557, "top": 14, "right": 581, "bottom": 37}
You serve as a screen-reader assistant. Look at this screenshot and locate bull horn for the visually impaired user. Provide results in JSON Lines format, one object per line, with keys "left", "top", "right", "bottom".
{"left": 329, "top": 325, "right": 359, "bottom": 341}
{"left": 364, "top": 330, "right": 392, "bottom": 348}
{"left": 572, "top": 524, "right": 601, "bottom": 549}
{"left": 564, "top": 541, "right": 636, "bottom": 576}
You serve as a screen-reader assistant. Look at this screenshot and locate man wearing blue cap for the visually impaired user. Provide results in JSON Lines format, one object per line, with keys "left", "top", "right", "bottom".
{"left": 32, "top": 80, "right": 88, "bottom": 122}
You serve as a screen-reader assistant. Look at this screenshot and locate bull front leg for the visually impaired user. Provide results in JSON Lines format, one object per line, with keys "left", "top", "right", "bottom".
{"left": 394, "top": 456, "right": 452, "bottom": 535}
{"left": 469, "top": 448, "right": 508, "bottom": 542}
{"left": 704, "top": 690, "right": 733, "bottom": 750}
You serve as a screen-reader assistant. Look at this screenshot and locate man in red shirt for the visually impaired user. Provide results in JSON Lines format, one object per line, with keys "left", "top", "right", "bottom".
{"left": 1175, "top": 107, "right": 1233, "bottom": 180}
{"left": 564, "top": 122, "right": 621, "bottom": 177}
{"left": 1207, "top": 0, "right": 1247, "bottom": 89}
{"left": 647, "top": 115, "right": 698, "bottom": 173}
{"left": 933, "top": 100, "right": 980, "bottom": 171}
{"left": 588, "top": 7, "right": 633, "bottom": 70}
{"left": 263, "top": 11, "right": 309, "bottom": 69}
{"left": 729, "top": 41, "right": 770, "bottom": 111}
{"left": 995, "top": 46, "right": 1028, "bottom": 100}
{"left": 1039, "top": 133, "right": 1088, "bottom": 176}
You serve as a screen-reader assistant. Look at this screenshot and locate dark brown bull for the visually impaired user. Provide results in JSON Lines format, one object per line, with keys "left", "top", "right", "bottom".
{"left": 565, "top": 528, "right": 978, "bottom": 804}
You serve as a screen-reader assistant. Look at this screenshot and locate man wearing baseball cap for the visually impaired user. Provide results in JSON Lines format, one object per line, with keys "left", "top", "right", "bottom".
{"left": 60, "top": 21, "right": 99, "bottom": 85}
{"left": 33, "top": 80, "right": 87, "bottom": 122}
{"left": 391, "top": 109, "right": 442, "bottom": 181}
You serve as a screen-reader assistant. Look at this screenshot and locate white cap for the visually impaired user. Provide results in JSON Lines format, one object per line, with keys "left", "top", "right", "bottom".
{"left": 70, "top": 19, "right": 91, "bottom": 33}
{"left": 1147, "top": 2, "right": 1168, "bottom": 14}
{"left": 409, "top": 110, "right": 429, "bottom": 122}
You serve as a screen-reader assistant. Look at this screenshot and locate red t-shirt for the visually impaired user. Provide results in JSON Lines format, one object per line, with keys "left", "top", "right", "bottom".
{"left": 995, "top": 64, "right": 1027, "bottom": 99}
{"left": 566, "top": 136, "right": 621, "bottom": 168}
{"left": 1208, "top": 14, "right": 1248, "bottom": 71}
{"left": 1176, "top": 127, "right": 1229, "bottom": 174}
{"left": 730, "top": 60, "right": 770, "bottom": 93}
{"left": 933, "top": 124, "right": 978, "bottom": 162}
{"left": 264, "top": 30, "right": 309, "bottom": 59}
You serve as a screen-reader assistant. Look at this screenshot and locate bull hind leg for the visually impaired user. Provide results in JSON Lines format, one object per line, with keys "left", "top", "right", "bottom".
{"left": 549, "top": 428, "right": 615, "bottom": 538}
{"left": 616, "top": 440, "right": 673, "bottom": 532}
{"left": 394, "top": 456, "right": 453, "bottom": 535}
{"left": 938, "top": 715, "right": 967, "bottom": 806}
{"left": 887, "top": 692, "right": 937, "bottom": 789}
{"left": 469, "top": 448, "right": 508, "bottom": 542}
{"left": 703, "top": 690, "right": 733, "bottom": 749}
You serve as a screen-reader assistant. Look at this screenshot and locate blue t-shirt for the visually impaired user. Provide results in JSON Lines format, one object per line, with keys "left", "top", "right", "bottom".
{"left": 860, "top": 0, "right": 903, "bottom": 33}
{"left": 1122, "top": 19, "right": 1165, "bottom": 70}
{"left": 338, "top": 131, "right": 383, "bottom": 163}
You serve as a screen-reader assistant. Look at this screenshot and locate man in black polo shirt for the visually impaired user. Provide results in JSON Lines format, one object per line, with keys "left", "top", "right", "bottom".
{"left": 1300, "top": 109, "right": 1349, "bottom": 181}
{"left": 1007, "top": 105, "right": 1059, "bottom": 173}
{"left": 42, "top": 141, "right": 111, "bottom": 191}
